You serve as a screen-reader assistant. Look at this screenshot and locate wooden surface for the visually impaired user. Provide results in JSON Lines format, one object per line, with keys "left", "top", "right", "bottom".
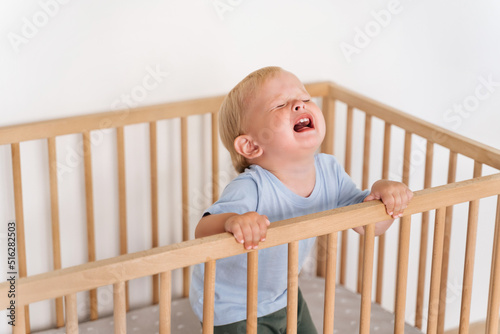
{"left": 211, "top": 112, "right": 219, "bottom": 202}
{"left": 487, "top": 196, "right": 500, "bottom": 333}
{"left": 64, "top": 294, "right": 78, "bottom": 334}
{"left": 415, "top": 141, "right": 434, "bottom": 329}
{"left": 11, "top": 143, "right": 30, "bottom": 331}
{"left": 48, "top": 137, "right": 64, "bottom": 327}
{"left": 2, "top": 173, "right": 500, "bottom": 309}
{"left": 426, "top": 208, "right": 446, "bottom": 334}
{"left": 202, "top": 260, "right": 216, "bottom": 334}
{"left": 82, "top": 131, "right": 98, "bottom": 320}
{"left": 113, "top": 281, "right": 126, "bottom": 334}
{"left": 247, "top": 251, "right": 259, "bottom": 334}
{"left": 287, "top": 241, "right": 299, "bottom": 333}
{"left": 150, "top": 121, "right": 159, "bottom": 305}
{"left": 323, "top": 232, "right": 338, "bottom": 334}
{"left": 375, "top": 122, "right": 392, "bottom": 305}
{"left": 357, "top": 114, "right": 372, "bottom": 294}
{"left": 360, "top": 224, "right": 375, "bottom": 334}
{"left": 181, "top": 117, "right": 190, "bottom": 298}
{"left": 394, "top": 215, "right": 412, "bottom": 334}
{"left": 159, "top": 271, "right": 172, "bottom": 334}
{"left": 458, "top": 162, "right": 482, "bottom": 333}
{"left": 340, "top": 105, "right": 353, "bottom": 286}
{"left": 438, "top": 151, "right": 458, "bottom": 334}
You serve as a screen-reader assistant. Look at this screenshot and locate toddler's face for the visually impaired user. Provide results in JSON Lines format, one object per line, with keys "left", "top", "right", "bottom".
{"left": 242, "top": 71, "right": 326, "bottom": 163}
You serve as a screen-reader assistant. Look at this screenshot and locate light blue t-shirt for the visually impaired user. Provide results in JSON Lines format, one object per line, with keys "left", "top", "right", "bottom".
{"left": 189, "top": 153, "right": 369, "bottom": 325}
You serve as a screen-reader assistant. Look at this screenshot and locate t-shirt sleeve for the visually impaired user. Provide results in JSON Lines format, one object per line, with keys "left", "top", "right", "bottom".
{"left": 204, "top": 176, "right": 259, "bottom": 216}
{"left": 333, "top": 159, "right": 370, "bottom": 208}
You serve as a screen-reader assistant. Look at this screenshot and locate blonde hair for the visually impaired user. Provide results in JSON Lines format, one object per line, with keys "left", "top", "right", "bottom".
{"left": 219, "top": 66, "right": 283, "bottom": 173}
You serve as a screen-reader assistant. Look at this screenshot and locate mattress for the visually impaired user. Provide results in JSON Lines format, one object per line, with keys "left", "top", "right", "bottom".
{"left": 35, "top": 276, "right": 422, "bottom": 333}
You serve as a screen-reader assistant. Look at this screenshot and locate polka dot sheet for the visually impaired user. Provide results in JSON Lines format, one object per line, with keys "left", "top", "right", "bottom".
{"left": 35, "top": 276, "right": 422, "bottom": 334}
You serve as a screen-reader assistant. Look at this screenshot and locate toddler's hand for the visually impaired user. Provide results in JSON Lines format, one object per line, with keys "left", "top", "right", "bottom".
{"left": 364, "top": 180, "right": 413, "bottom": 219}
{"left": 224, "top": 212, "right": 270, "bottom": 250}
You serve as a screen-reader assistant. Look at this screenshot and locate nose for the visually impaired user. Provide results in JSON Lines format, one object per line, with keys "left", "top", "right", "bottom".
{"left": 293, "top": 100, "right": 306, "bottom": 111}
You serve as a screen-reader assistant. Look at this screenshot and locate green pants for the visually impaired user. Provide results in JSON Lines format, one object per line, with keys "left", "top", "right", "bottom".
{"left": 213, "top": 288, "right": 318, "bottom": 334}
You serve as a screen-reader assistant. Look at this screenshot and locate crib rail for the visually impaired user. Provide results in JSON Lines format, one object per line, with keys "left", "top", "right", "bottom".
{"left": 2, "top": 173, "right": 500, "bottom": 333}
{"left": 328, "top": 82, "right": 500, "bottom": 170}
{"left": 2, "top": 81, "right": 500, "bottom": 333}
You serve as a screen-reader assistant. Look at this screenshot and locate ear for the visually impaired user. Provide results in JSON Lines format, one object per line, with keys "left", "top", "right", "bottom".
{"left": 234, "top": 135, "right": 263, "bottom": 160}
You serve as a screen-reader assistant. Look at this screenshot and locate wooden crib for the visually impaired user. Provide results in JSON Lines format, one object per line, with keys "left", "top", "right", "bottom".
{"left": 1, "top": 81, "right": 500, "bottom": 334}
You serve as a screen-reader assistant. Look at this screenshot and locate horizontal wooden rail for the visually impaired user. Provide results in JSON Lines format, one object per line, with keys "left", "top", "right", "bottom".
{"left": 328, "top": 83, "right": 500, "bottom": 169}
{"left": 1, "top": 173, "right": 500, "bottom": 308}
{"left": 0, "top": 83, "right": 329, "bottom": 145}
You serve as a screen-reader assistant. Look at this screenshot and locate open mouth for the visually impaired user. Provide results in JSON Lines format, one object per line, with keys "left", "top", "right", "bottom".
{"left": 293, "top": 114, "right": 314, "bottom": 132}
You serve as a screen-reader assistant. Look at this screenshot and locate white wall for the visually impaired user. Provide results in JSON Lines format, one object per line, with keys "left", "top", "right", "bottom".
{"left": 1, "top": 0, "right": 500, "bottom": 332}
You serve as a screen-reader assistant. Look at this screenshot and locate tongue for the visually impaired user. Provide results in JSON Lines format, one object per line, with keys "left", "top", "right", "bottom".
{"left": 294, "top": 119, "right": 311, "bottom": 132}
{"left": 294, "top": 123, "right": 308, "bottom": 132}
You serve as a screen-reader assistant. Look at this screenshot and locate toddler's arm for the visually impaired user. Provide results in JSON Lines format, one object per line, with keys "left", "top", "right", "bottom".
{"left": 195, "top": 212, "right": 270, "bottom": 250}
{"left": 354, "top": 180, "right": 413, "bottom": 236}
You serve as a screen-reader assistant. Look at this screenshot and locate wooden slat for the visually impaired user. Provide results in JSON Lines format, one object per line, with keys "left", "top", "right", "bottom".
{"left": 438, "top": 151, "right": 458, "bottom": 333}
{"left": 4, "top": 173, "right": 500, "bottom": 308}
{"left": 181, "top": 117, "right": 190, "bottom": 298}
{"left": 340, "top": 230, "right": 348, "bottom": 286}
{"left": 394, "top": 215, "right": 412, "bottom": 334}
{"left": 403, "top": 131, "right": 412, "bottom": 185}
{"left": 12, "top": 305, "right": 26, "bottom": 334}
{"left": 202, "top": 260, "right": 216, "bottom": 334}
{"left": 82, "top": 131, "right": 98, "bottom": 320}
{"left": 394, "top": 131, "right": 413, "bottom": 333}
{"left": 344, "top": 106, "right": 354, "bottom": 175}
{"left": 321, "top": 96, "right": 335, "bottom": 156}
{"left": 247, "top": 251, "right": 259, "bottom": 334}
{"left": 486, "top": 195, "right": 500, "bottom": 333}
{"left": 0, "top": 82, "right": 328, "bottom": 146}
{"left": 11, "top": 143, "right": 30, "bottom": 331}
{"left": 116, "top": 127, "right": 130, "bottom": 311}
{"left": 357, "top": 114, "right": 372, "bottom": 293}
{"left": 316, "top": 236, "right": 327, "bottom": 278}
{"left": 427, "top": 207, "right": 446, "bottom": 334}
{"left": 113, "top": 281, "right": 126, "bottom": 334}
{"left": 65, "top": 293, "right": 78, "bottom": 334}
{"left": 381, "top": 123, "right": 391, "bottom": 181}
{"left": 318, "top": 97, "right": 336, "bottom": 278}
{"left": 375, "top": 122, "right": 391, "bottom": 304}
{"left": 328, "top": 82, "right": 500, "bottom": 169}
{"left": 159, "top": 271, "right": 172, "bottom": 334}
{"left": 211, "top": 112, "right": 219, "bottom": 202}
{"left": 150, "top": 122, "right": 159, "bottom": 305}
{"left": 287, "top": 241, "right": 299, "bottom": 334}
{"left": 458, "top": 162, "right": 482, "bottom": 333}
{"left": 338, "top": 105, "right": 349, "bottom": 290}
{"left": 48, "top": 137, "right": 64, "bottom": 327}
{"left": 415, "top": 141, "right": 434, "bottom": 328}
{"left": 323, "top": 232, "right": 338, "bottom": 334}
{"left": 360, "top": 223, "right": 375, "bottom": 334}
{"left": 116, "top": 127, "right": 128, "bottom": 257}
{"left": 362, "top": 114, "right": 372, "bottom": 190}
